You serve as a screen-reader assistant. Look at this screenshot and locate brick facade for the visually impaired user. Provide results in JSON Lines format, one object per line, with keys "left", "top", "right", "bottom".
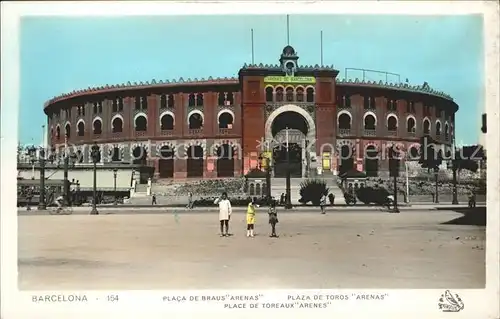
{"left": 45, "top": 47, "right": 458, "bottom": 180}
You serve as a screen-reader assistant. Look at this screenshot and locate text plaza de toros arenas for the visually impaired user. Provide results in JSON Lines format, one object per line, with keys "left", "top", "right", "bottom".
{"left": 44, "top": 45, "right": 457, "bottom": 180}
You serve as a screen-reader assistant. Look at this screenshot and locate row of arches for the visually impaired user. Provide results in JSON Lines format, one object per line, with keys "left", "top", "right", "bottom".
{"left": 53, "top": 110, "right": 236, "bottom": 139}
{"left": 337, "top": 111, "right": 451, "bottom": 137}
{"left": 265, "top": 86, "right": 315, "bottom": 103}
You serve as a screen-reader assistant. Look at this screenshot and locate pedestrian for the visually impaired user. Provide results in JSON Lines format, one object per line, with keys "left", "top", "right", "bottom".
{"left": 246, "top": 197, "right": 259, "bottom": 237}
{"left": 280, "top": 193, "right": 285, "bottom": 205}
{"left": 151, "top": 193, "right": 157, "bottom": 205}
{"left": 268, "top": 199, "right": 279, "bottom": 237}
{"left": 186, "top": 192, "right": 193, "bottom": 209}
{"left": 214, "top": 192, "right": 232, "bottom": 237}
{"left": 320, "top": 192, "right": 327, "bottom": 214}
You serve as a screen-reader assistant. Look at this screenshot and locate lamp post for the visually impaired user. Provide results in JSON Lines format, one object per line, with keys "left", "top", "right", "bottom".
{"left": 284, "top": 127, "right": 292, "bottom": 209}
{"left": 433, "top": 167, "right": 439, "bottom": 204}
{"left": 63, "top": 150, "right": 69, "bottom": 206}
{"left": 90, "top": 143, "right": 100, "bottom": 215}
{"left": 38, "top": 147, "right": 47, "bottom": 210}
{"left": 113, "top": 168, "right": 118, "bottom": 205}
{"left": 452, "top": 162, "right": 459, "bottom": 205}
{"left": 265, "top": 157, "right": 272, "bottom": 204}
{"left": 28, "top": 146, "right": 36, "bottom": 179}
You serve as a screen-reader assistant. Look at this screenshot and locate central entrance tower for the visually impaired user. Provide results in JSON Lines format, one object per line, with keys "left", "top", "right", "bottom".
{"left": 239, "top": 45, "right": 339, "bottom": 176}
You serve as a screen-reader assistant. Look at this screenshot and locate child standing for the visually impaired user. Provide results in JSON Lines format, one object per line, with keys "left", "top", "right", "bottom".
{"left": 214, "top": 192, "right": 232, "bottom": 237}
{"left": 268, "top": 200, "right": 279, "bottom": 237}
{"left": 246, "top": 197, "right": 259, "bottom": 237}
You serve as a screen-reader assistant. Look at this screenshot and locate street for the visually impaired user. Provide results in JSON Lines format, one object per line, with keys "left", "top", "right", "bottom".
{"left": 18, "top": 209, "right": 485, "bottom": 290}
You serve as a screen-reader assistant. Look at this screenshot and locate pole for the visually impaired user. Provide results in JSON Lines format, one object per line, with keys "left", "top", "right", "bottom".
{"left": 38, "top": 147, "right": 46, "bottom": 210}
{"left": 63, "top": 154, "right": 69, "bottom": 206}
{"left": 285, "top": 127, "right": 292, "bottom": 209}
{"left": 286, "top": 15, "right": 290, "bottom": 45}
{"left": 251, "top": 28, "right": 255, "bottom": 65}
{"left": 393, "top": 173, "right": 399, "bottom": 213}
{"left": 265, "top": 157, "right": 271, "bottom": 204}
{"left": 320, "top": 30, "right": 323, "bottom": 66}
{"left": 91, "top": 161, "right": 99, "bottom": 215}
{"left": 434, "top": 168, "right": 439, "bottom": 204}
{"left": 405, "top": 161, "right": 409, "bottom": 203}
{"left": 452, "top": 166, "right": 458, "bottom": 204}
{"left": 114, "top": 171, "right": 117, "bottom": 205}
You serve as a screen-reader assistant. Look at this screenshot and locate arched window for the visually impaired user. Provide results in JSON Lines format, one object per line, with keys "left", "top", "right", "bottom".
{"left": 226, "top": 92, "right": 234, "bottom": 105}
{"left": 338, "top": 113, "right": 351, "bottom": 130}
{"left": 188, "top": 113, "right": 203, "bottom": 130}
{"left": 364, "top": 114, "right": 376, "bottom": 130}
{"left": 296, "top": 87, "right": 304, "bottom": 102}
{"left": 387, "top": 116, "right": 398, "bottom": 131}
{"left": 407, "top": 117, "right": 416, "bottom": 133}
{"left": 218, "top": 92, "right": 225, "bottom": 106}
{"left": 196, "top": 93, "right": 204, "bottom": 106}
{"left": 135, "top": 115, "right": 147, "bottom": 132}
{"left": 436, "top": 122, "right": 442, "bottom": 136}
{"left": 265, "top": 87, "right": 274, "bottom": 102}
{"left": 65, "top": 124, "right": 71, "bottom": 138}
{"left": 93, "top": 120, "right": 102, "bottom": 135}
{"left": 188, "top": 93, "right": 196, "bottom": 107}
{"left": 306, "top": 87, "right": 314, "bottom": 102}
{"left": 444, "top": 124, "right": 449, "bottom": 140}
{"left": 112, "top": 117, "right": 123, "bottom": 133}
{"left": 56, "top": 126, "right": 61, "bottom": 139}
{"left": 218, "top": 112, "right": 234, "bottom": 129}
{"left": 160, "top": 94, "right": 167, "bottom": 108}
{"left": 77, "top": 122, "right": 85, "bottom": 137}
{"left": 285, "top": 87, "right": 294, "bottom": 102}
{"left": 160, "top": 114, "right": 174, "bottom": 130}
{"left": 276, "top": 87, "right": 284, "bottom": 102}
{"left": 167, "top": 94, "right": 174, "bottom": 108}
{"left": 423, "top": 119, "right": 431, "bottom": 134}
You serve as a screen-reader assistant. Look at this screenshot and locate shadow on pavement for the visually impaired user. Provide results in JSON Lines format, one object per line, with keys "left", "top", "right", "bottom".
{"left": 439, "top": 207, "right": 486, "bottom": 226}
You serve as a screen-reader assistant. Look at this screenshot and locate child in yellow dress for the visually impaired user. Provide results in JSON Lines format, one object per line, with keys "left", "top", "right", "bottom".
{"left": 246, "top": 197, "right": 259, "bottom": 237}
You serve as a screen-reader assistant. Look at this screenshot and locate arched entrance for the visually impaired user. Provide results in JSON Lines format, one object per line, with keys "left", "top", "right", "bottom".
{"left": 364, "top": 145, "right": 379, "bottom": 177}
{"left": 215, "top": 144, "right": 234, "bottom": 177}
{"left": 131, "top": 145, "right": 147, "bottom": 165}
{"left": 339, "top": 144, "right": 354, "bottom": 175}
{"left": 271, "top": 111, "right": 308, "bottom": 177}
{"left": 186, "top": 145, "right": 204, "bottom": 177}
{"left": 158, "top": 145, "right": 174, "bottom": 178}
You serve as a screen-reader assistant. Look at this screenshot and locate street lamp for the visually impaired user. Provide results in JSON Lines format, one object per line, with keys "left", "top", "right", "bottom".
{"left": 37, "top": 147, "right": 46, "bottom": 210}
{"left": 284, "top": 127, "right": 292, "bottom": 209}
{"left": 28, "top": 146, "right": 37, "bottom": 179}
{"left": 113, "top": 168, "right": 118, "bottom": 205}
{"left": 90, "top": 143, "right": 100, "bottom": 215}
{"left": 265, "top": 156, "right": 272, "bottom": 204}
{"left": 433, "top": 167, "right": 439, "bottom": 204}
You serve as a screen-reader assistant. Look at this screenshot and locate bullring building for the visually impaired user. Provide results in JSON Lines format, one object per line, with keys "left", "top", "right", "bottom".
{"left": 44, "top": 45, "right": 457, "bottom": 180}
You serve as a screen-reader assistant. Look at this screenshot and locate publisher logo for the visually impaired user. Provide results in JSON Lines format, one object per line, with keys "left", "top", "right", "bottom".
{"left": 438, "top": 290, "right": 464, "bottom": 312}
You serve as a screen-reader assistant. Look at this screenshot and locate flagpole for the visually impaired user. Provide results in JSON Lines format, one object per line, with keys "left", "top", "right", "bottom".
{"left": 320, "top": 30, "right": 323, "bottom": 66}
{"left": 286, "top": 15, "right": 290, "bottom": 45}
{"left": 251, "top": 28, "right": 255, "bottom": 65}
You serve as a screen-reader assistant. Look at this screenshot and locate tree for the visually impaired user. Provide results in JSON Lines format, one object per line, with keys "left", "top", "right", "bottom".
{"left": 450, "top": 144, "right": 485, "bottom": 204}
{"left": 418, "top": 135, "right": 443, "bottom": 203}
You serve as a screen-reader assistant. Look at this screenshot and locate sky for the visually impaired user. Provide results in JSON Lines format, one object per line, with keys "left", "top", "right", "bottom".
{"left": 19, "top": 14, "right": 484, "bottom": 145}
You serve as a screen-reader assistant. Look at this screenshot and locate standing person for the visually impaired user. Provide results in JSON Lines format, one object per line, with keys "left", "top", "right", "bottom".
{"left": 246, "top": 197, "right": 260, "bottom": 237}
{"left": 151, "top": 193, "right": 157, "bottom": 205}
{"left": 268, "top": 200, "right": 279, "bottom": 237}
{"left": 320, "top": 192, "right": 327, "bottom": 214}
{"left": 186, "top": 192, "right": 194, "bottom": 209}
{"left": 214, "top": 192, "right": 232, "bottom": 237}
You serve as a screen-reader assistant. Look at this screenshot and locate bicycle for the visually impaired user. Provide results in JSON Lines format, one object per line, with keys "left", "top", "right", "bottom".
{"left": 49, "top": 206, "right": 73, "bottom": 215}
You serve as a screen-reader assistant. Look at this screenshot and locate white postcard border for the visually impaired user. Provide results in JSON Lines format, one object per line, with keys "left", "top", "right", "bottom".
{"left": 1, "top": 1, "right": 499, "bottom": 318}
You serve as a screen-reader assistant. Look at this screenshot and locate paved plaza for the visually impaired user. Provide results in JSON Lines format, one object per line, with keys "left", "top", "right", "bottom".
{"left": 18, "top": 209, "right": 485, "bottom": 290}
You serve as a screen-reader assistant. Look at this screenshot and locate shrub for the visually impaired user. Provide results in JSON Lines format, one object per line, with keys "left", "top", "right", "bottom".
{"left": 299, "top": 179, "right": 329, "bottom": 205}
{"left": 356, "top": 186, "right": 391, "bottom": 205}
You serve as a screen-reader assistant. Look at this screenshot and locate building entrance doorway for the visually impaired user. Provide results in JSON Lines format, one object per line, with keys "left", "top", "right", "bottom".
{"left": 271, "top": 111, "right": 308, "bottom": 178}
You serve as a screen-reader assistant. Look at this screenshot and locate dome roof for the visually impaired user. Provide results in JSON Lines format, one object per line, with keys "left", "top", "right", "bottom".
{"left": 282, "top": 45, "right": 296, "bottom": 56}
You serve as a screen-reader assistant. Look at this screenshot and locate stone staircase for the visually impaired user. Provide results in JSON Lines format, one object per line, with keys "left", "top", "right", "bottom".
{"left": 270, "top": 176, "right": 346, "bottom": 205}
